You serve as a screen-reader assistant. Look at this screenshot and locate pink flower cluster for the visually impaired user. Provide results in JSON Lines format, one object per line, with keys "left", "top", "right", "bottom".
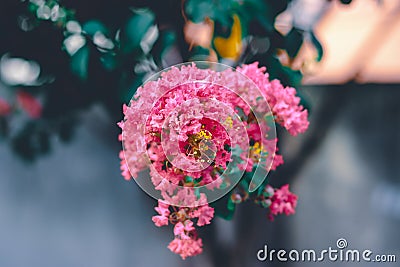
{"left": 268, "top": 184, "right": 298, "bottom": 221}
{"left": 119, "top": 62, "right": 309, "bottom": 259}
{"left": 237, "top": 63, "right": 309, "bottom": 136}
{"left": 152, "top": 200, "right": 214, "bottom": 259}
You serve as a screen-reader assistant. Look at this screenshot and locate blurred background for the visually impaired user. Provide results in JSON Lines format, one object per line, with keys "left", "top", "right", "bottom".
{"left": 0, "top": 0, "right": 399, "bottom": 266}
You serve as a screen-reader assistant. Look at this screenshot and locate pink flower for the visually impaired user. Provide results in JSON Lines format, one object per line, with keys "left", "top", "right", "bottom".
{"left": 152, "top": 200, "right": 171, "bottom": 227}
{"left": 155, "top": 200, "right": 170, "bottom": 216}
{"left": 0, "top": 98, "right": 11, "bottom": 116}
{"left": 174, "top": 220, "right": 195, "bottom": 238}
{"left": 271, "top": 154, "right": 284, "bottom": 171}
{"left": 269, "top": 184, "right": 298, "bottom": 220}
{"left": 168, "top": 237, "right": 203, "bottom": 260}
{"left": 16, "top": 91, "right": 42, "bottom": 119}
{"left": 152, "top": 215, "right": 169, "bottom": 227}
{"left": 237, "top": 62, "right": 309, "bottom": 136}
{"left": 119, "top": 151, "right": 131, "bottom": 180}
{"left": 191, "top": 205, "right": 214, "bottom": 226}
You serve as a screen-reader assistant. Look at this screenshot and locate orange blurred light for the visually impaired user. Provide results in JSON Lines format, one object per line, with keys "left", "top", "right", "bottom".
{"left": 302, "top": 0, "right": 400, "bottom": 85}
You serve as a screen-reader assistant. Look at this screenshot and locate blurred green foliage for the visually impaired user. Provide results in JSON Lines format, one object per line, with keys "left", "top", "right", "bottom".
{"left": 0, "top": 0, "right": 351, "bottom": 161}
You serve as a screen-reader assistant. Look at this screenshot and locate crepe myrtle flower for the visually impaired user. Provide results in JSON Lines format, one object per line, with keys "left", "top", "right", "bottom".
{"left": 269, "top": 184, "right": 298, "bottom": 219}
{"left": 255, "top": 184, "right": 298, "bottom": 221}
{"left": 119, "top": 62, "right": 309, "bottom": 259}
{"left": 151, "top": 199, "right": 214, "bottom": 259}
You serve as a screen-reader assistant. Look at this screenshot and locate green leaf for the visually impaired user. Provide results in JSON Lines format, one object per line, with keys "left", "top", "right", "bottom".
{"left": 257, "top": 183, "right": 265, "bottom": 196}
{"left": 70, "top": 45, "right": 90, "bottom": 80}
{"left": 227, "top": 197, "right": 236, "bottom": 211}
{"left": 310, "top": 31, "right": 323, "bottom": 62}
{"left": 281, "top": 66, "right": 303, "bottom": 86}
{"left": 152, "top": 30, "right": 176, "bottom": 64}
{"left": 189, "top": 46, "right": 211, "bottom": 61}
{"left": 100, "top": 52, "right": 117, "bottom": 71}
{"left": 185, "top": 0, "right": 233, "bottom": 26}
{"left": 242, "top": 0, "right": 268, "bottom": 14}
{"left": 255, "top": 0, "right": 289, "bottom": 31}
{"left": 82, "top": 20, "right": 108, "bottom": 36}
{"left": 240, "top": 177, "right": 249, "bottom": 189}
{"left": 211, "top": 192, "right": 236, "bottom": 220}
{"left": 120, "top": 8, "right": 155, "bottom": 54}
{"left": 256, "top": 56, "right": 303, "bottom": 86}
{"left": 28, "top": 3, "right": 38, "bottom": 13}
{"left": 217, "top": 197, "right": 236, "bottom": 220}
{"left": 185, "top": 0, "right": 215, "bottom": 23}
{"left": 217, "top": 207, "right": 236, "bottom": 220}
{"left": 213, "top": 18, "right": 234, "bottom": 38}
